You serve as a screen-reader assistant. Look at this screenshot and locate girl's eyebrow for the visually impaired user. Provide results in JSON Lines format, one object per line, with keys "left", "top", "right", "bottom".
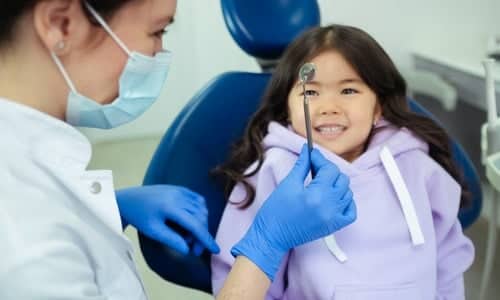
{"left": 294, "top": 78, "right": 363, "bottom": 88}
{"left": 338, "top": 78, "right": 363, "bottom": 84}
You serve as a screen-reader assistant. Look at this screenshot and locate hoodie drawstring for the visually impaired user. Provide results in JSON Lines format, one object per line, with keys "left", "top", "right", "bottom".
{"left": 325, "top": 235, "right": 348, "bottom": 263}
{"left": 380, "top": 146, "right": 425, "bottom": 246}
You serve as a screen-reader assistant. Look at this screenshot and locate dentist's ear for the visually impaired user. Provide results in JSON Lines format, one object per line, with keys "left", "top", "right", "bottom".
{"left": 32, "top": 0, "right": 95, "bottom": 55}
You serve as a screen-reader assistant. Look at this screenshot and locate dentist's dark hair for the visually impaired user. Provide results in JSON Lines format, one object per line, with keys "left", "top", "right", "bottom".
{"left": 0, "top": 0, "right": 134, "bottom": 49}
{"left": 214, "top": 24, "right": 469, "bottom": 209}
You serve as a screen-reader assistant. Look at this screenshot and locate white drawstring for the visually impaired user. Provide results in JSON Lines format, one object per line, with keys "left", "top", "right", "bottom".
{"left": 380, "top": 146, "right": 425, "bottom": 246}
{"left": 325, "top": 235, "right": 348, "bottom": 263}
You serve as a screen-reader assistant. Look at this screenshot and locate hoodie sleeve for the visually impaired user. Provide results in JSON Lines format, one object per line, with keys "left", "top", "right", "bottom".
{"left": 211, "top": 152, "right": 294, "bottom": 299}
{"left": 427, "top": 164, "right": 475, "bottom": 300}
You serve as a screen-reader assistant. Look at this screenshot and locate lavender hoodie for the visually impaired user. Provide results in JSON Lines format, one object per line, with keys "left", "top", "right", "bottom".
{"left": 211, "top": 120, "right": 474, "bottom": 300}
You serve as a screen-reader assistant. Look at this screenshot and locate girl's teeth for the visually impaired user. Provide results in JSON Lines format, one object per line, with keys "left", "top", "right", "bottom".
{"left": 318, "top": 126, "right": 344, "bottom": 133}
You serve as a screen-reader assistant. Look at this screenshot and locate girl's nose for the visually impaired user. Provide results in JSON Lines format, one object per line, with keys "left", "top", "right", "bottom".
{"left": 318, "top": 99, "right": 341, "bottom": 116}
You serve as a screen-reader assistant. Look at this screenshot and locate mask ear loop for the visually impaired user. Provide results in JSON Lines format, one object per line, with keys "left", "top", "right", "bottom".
{"left": 83, "top": 2, "right": 132, "bottom": 57}
{"left": 51, "top": 50, "right": 78, "bottom": 94}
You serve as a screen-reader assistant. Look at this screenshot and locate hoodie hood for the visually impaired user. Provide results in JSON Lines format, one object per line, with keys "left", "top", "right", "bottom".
{"left": 262, "top": 119, "right": 429, "bottom": 178}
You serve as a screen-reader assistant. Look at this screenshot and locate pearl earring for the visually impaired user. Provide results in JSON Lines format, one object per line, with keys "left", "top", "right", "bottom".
{"left": 55, "top": 41, "right": 66, "bottom": 51}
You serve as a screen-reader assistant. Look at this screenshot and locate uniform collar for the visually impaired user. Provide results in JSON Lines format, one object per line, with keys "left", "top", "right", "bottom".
{"left": 0, "top": 98, "right": 92, "bottom": 171}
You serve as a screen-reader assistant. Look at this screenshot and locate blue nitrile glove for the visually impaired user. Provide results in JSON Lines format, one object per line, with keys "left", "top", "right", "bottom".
{"left": 231, "top": 145, "right": 356, "bottom": 280}
{"left": 116, "top": 185, "right": 220, "bottom": 255}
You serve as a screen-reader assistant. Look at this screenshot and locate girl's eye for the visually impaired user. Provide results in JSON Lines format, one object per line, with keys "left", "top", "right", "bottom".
{"left": 302, "top": 90, "right": 319, "bottom": 97}
{"left": 341, "top": 88, "right": 358, "bottom": 95}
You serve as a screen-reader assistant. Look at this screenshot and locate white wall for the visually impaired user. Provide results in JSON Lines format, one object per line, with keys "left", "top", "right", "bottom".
{"left": 319, "top": 0, "right": 499, "bottom": 72}
{"left": 82, "top": 0, "right": 498, "bottom": 143}
{"left": 495, "top": 1, "right": 500, "bottom": 38}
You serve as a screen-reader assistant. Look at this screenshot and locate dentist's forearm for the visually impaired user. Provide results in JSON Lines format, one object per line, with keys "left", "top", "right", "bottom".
{"left": 216, "top": 256, "right": 271, "bottom": 300}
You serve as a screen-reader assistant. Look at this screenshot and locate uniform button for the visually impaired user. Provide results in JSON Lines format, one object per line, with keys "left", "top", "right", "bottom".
{"left": 90, "top": 181, "right": 102, "bottom": 194}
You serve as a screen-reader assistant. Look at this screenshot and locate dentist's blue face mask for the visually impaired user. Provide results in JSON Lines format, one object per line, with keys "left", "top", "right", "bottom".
{"left": 51, "top": 3, "right": 172, "bottom": 129}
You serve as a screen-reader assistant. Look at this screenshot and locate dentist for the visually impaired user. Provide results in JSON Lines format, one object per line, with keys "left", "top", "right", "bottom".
{"left": 0, "top": 1, "right": 356, "bottom": 299}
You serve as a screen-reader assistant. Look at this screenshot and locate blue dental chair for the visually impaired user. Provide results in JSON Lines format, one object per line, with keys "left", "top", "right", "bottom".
{"left": 139, "top": 0, "right": 482, "bottom": 293}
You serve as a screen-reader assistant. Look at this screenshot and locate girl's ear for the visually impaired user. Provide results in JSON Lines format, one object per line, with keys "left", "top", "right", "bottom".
{"left": 286, "top": 102, "right": 292, "bottom": 123}
{"left": 373, "top": 102, "right": 382, "bottom": 126}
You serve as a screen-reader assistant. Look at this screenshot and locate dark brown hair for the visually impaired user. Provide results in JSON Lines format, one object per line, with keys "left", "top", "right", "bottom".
{"left": 0, "top": 0, "right": 134, "bottom": 49}
{"left": 215, "top": 24, "right": 469, "bottom": 209}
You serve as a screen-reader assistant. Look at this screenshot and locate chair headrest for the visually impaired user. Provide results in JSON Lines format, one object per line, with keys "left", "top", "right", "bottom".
{"left": 221, "top": 0, "right": 321, "bottom": 61}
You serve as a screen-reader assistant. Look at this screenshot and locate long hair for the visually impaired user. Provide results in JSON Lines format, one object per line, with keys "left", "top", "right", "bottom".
{"left": 215, "top": 24, "right": 469, "bottom": 209}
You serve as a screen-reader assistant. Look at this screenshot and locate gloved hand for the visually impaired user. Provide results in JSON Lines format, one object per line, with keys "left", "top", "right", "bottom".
{"left": 116, "top": 185, "right": 220, "bottom": 256}
{"left": 231, "top": 145, "right": 356, "bottom": 280}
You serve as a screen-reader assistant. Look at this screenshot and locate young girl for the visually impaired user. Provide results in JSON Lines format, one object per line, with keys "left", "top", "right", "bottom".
{"left": 211, "top": 24, "right": 474, "bottom": 299}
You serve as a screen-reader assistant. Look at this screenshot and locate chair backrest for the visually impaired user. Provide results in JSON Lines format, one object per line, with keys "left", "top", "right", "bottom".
{"left": 144, "top": 73, "right": 270, "bottom": 237}
{"left": 139, "top": 0, "right": 482, "bottom": 293}
{"left": 140, "top": 73, "right": 271, "bottom": 292}
{"left": 222, "top": 0, "right": 320, "bottom": 61}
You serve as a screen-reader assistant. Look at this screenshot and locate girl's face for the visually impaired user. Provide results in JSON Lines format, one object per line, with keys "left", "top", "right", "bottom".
{"left": 287, "top": 50, "right": 381, "bottom": 162}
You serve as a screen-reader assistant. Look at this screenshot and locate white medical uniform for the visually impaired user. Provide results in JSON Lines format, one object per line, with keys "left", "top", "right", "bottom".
{"left": 0, "top": 98, "right": 147, "bottom": 299}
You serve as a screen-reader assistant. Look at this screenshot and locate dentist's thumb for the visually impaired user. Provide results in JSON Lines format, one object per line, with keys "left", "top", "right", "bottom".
{"left": 286, "top": 144, "right": 311, "bottom": 182}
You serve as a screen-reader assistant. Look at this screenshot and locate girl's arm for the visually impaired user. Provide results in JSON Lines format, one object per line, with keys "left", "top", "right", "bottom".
{"left": 211, "top": 161, "right": 290, "bottom": 299}
{"left": 216, "top": 256, "right": 271, "bottom": 300}
{"left": 428, "top": 166, "right": 475, "bottom": 299}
